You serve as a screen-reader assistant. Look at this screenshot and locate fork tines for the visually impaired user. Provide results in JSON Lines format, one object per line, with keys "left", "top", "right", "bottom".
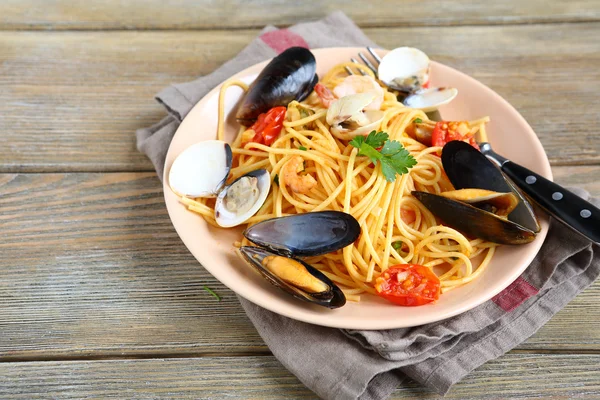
{"left": 349, "top": 47, "right": 382, "bottom": 77}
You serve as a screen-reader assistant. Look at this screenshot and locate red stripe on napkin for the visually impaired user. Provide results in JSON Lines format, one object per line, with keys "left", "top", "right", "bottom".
{"left": 260, "top": 29, "right": 310, "bottom": 54}
{"left": 492, "top": 277, "right": 539, "bottom": 312}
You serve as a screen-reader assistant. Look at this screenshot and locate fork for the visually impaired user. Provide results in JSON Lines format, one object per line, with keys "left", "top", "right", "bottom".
{"left": 346, "top": 47, "right": 410, "bottom": 93}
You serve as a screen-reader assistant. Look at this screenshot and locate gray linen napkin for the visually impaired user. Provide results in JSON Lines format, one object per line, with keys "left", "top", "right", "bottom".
{"left": 136, "top": 11, "right": 600, "bottom": 399}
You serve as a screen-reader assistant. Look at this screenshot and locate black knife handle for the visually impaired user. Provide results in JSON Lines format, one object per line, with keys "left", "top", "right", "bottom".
{"left": 500, "top": 161, "right": 600, "bottom": 245}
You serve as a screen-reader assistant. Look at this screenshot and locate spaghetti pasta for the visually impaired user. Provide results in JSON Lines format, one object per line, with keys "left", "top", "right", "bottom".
{"left": 179, "top": 62, "right": 497, "bottom": 302}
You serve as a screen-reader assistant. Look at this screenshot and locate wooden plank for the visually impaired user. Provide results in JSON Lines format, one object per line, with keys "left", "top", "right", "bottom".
{"left": 1, "top": 0, "right": 599, "bottom": 30}
{"left": 1, "top": 24, "right": 599, "bottom": 172}
{"left": 0, "top": 167, "right": 599, "bottom": 360}
{"left": 1, "top": 354, "right": 600, "bottom": 399}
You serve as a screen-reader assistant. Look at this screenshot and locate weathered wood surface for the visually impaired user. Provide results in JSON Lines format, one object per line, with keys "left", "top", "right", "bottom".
{"left": 1, "top": 167, "right": 599, "bottom": 361}
{"left": 3, "top": 2, "right": 600, "bottom": 397}
{"left": 2, "top": 23, "right": 600, "bottom": 172}
{"left": 1, "top": 354, "right": 600, "bottom": 399}
{"left": 1, "top": 0, "right": 599, "bottom": 30}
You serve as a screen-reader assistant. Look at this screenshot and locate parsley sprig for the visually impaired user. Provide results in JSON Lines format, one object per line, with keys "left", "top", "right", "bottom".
{"left": 349, "top": 131, "right": 417, "bottom": 182}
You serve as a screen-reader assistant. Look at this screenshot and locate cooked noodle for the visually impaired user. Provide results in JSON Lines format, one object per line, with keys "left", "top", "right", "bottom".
{"left": 180, "top": 62, "right": 497, "bottom": 302}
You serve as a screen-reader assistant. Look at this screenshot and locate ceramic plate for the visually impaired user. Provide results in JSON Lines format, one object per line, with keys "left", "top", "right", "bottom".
{"left": 163, "top": 47, "right": 551, "bottom": 329}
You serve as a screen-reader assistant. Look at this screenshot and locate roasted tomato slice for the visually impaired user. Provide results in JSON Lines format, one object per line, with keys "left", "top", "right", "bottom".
{"left": 431, "top": 121, "right": 479, "bottom": 150}
{"left": 375, "top": 264, "right": 441, "bottom": 306}
{"left": 242, "top": 106, "right": 287, "bottom": 146}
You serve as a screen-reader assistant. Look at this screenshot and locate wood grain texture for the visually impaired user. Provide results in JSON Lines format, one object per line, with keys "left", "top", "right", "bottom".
{"left": 1, "top": 168, "right": 599, "bottom": 360}
{"left": 1, "top": 23, "right": 599, "bottom": 172}
{"left": 1, "top": 354, "right": 600, "bottom": 399}
{"left": 1, "top": 0, "right": 599, "bottom": 30}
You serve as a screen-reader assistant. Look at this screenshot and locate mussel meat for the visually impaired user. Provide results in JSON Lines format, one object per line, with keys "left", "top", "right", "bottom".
{"left": 238, "top": 211, "right": 361, "bottom": 308}
{"left": 169, "top": 140, "right": 271, "bottom": 228}
{"left": 236, "top": 47, "right": 318, "bottom": 126}
{"left": 412, "top": 140, "right": 539, "bottom": 245}
{"left": 439, "top": 189, "right": 519, "bottom": 218}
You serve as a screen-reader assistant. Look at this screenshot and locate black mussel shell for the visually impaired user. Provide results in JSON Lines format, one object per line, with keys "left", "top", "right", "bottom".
{"left": 412, "top": 191, "right": 536, "bottom": 245}
{"left": 236, "top": 47, "right": 317, "bottom": 126}
{"left": 441, "top": 140, "right": 540, "bottom": 233}
{"left": 243, "top": 211, "right": 361, "bottom": 257}
{"left": 239, "top": 246, "right": 346, "bottom": 309}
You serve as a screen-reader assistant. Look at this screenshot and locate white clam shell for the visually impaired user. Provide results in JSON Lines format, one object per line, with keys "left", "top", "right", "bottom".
{"left": 378, "top": 47, "right": 430, "bottom": 91}
{"left": 326, "top": 93, "right": 384, "bottom": 137}
{"left": 168, "top": 140, "right": 232, "bottom": 198}
{"left": 403, "top": 87, "right": 458, "bottom": 112}
{"left": 339, "top": 110, "right": 384, "bottom": 137}
{"left": 326, "top": 92, "right": 376, "bottom": 126}
{"left": 215, "top": 169, "right": 271, "bottom": 228}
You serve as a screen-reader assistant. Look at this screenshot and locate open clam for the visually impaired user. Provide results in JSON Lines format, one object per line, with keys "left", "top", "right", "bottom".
{"left": 169, "top": 140, "right": 271, "bottom": 228}
{"left": 377, "top": 47, "right": 458, "bottom": 112}
{"left": 236, "top": 47, "right": 318, "bottom": 126}
{"left": 326, "top": 92, "right": 384, "bottom": 137}
{"left": 412, "top": 141, "right": 539, "bottom": 245}
{"left": 238, "top": 211, "right": 361, "bottom": 308}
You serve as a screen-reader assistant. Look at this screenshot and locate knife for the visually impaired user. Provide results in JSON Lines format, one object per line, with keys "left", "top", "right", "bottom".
{"left": 479, "top": 142, "right": 600, "bottom": 246}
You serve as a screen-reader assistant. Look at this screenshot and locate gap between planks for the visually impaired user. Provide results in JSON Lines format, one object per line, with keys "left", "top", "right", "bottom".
{"left": 3, "top": 348, "right": 600, "bottom": 365}
{"left": 2, "top": 158, "right": 600, "bottom": 174}
{"left": 2, "top": 18, "right": 600, "bottom": 32}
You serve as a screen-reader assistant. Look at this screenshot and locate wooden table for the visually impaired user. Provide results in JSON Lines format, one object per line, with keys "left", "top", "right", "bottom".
{"left": 2, "top": 2, "right": 600, "bottom": 398}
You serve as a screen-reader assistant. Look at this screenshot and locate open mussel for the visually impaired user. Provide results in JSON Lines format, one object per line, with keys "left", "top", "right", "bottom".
{"left": 441, "top": 140, "right": 540, "bottom": 233}
{"left": 169, "top": 140, "right": 271, "bottom": 227}
{"left": 413, "top": 191, "right": 536, "bottom": 245}
{"left": 236, "top": 47, "right": 318, "bottom": 126}
{"left": 238, "top": 211, "right": 361, "bottom": 309}
{"left": 412, "top": 140, "right": 539, "bottom": 245}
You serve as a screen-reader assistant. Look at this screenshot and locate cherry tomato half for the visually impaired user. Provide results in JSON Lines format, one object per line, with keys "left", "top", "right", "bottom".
{"left": 375, "top": 264, "right": 441, "bottom": 306}
{"left": 243, "top": 106, "right": 287, "bottom": 146}
{"left": 431, "top": 121, "right": 479, "bottom": 150}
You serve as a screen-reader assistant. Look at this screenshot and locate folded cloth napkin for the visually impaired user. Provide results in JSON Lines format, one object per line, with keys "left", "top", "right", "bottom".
{"left": 137, "top": 11, "right": 600, "bottom": 399}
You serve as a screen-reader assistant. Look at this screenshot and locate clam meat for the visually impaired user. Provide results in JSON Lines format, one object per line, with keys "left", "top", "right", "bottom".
{"left": 326, "top": 92, "right": 384, "bottom": 137}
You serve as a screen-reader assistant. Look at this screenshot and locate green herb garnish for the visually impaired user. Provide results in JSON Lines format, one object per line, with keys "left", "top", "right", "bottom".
{"left": 203, "top": 286, "right": 221, "bottom": 301}
{"left": 273, "top": 174, "right": 279, "bottom": 186}
{"left": 414, "top": 118, "right": 422, "bottom": 124}
{"left": 349, "top": 131, "right": 417, "bottom": 182}
{"left": 299, "top": 146, "right": 307, "bottom": 151}
{"left": 392, "top": 241, "right": 403, "bottom": 251}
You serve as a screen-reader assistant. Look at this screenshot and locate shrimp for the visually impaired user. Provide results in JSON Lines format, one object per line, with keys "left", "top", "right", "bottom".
{"left": 333, "top": 75, "right": 384, "bottom": 110}
{"left": 281, "top": 156, "right": 317, "bottom": 194}
{"left": 315, "top": 83, "right": 336, "bottom": 108}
